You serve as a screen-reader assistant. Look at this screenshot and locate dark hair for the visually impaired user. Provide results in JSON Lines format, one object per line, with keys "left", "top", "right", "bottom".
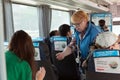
{"left": 59, "top": 24, "right": 70, "bottom": 36}
{"left": 49, "top": 30, "right": 58, "bottom": 37}
{"left": 8, "top": 30, "right": 36, "bottom": 80}
{"left": 99, "top": 19, "right": 105, "bottom": 27}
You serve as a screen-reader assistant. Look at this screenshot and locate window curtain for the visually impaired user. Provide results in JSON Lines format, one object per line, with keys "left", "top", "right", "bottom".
{"left": 69, "top": 10, "right": 75, "bottom": 25}
{"left": 0, "top": 0, "right": 7, "bottom": 79}
{"left": 38, "top": 5, "right": 52, "bottom": 37}
{"left": 3, "top": 0, "right": 14, "bottom": 41}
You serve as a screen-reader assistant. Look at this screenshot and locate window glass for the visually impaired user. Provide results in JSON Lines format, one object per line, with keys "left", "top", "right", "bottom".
{"left": 112, "top": 25, "right": 120, "bottom": 35}
{"left": 51, "top": 10, "right": 70, "bottom": 31}
{"left": 12, "top": 4, "right": 39, "bottom": 38}
{"left": 112, "top": 17, "right": 120, "bottom": 35}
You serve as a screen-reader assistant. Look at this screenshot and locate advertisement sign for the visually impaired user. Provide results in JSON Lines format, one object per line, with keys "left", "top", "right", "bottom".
{"left": 54, "top": 41, "right": 67, "bottom": 51}
{"left": 34, "top": 48, "right": 41, "bottom": 61}
{"left": 51, "top": 36, "right": 67, "bottom": 51}
{"left": 94, "top": 50, "right": 120, "bottom": 74}
{"left": 91, "top": 13, "right": 112, "bottom": 31}
{"left": 33, "top": 42, "right": 41, "bottom": 61}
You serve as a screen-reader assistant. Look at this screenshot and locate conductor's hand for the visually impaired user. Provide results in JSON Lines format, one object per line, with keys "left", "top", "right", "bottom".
{"left": 82, "top": 60, "right": 87, "bottom": 68}
{"left": 56, "top": 52, "right": 65, "bottom": 60}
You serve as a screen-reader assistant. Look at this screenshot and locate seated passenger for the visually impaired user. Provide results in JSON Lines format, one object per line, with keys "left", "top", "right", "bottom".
{"left": 56, "top": 24, "right": 80, "bottom": 80}
{"left": 82, "top": 32, "right": 120, "bottom": 68}
{"left": 36, "top": 67, "right": 46, "bottom": 80}
{"left": 95, "top": 31, "right": 119, "bottom": 49}
{"left": 5, "top": 30, "right": 45, "bottom": 80}
{"left": 44, "top": 30, "right": 59, "bottom": 52}
{"left": 98, "top": 19, "right": 109, "bottom": 32}
{"left": 49, "top": 30, "right": 59, "bottom": 37}
{"left": 59, "top": 24, "right": 71, "bottom": 37}
{"left": 58, "top": 24, "right": 72, "bottom": 42}
{"left": 44, "top": 30, "right": 59, "bottom": 45}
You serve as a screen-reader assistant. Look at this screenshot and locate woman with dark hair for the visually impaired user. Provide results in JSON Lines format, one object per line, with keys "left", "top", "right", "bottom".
{"left": 58, "top": 24, "right": 72, "bottom": 44}
{"left": 59, "top": 24, "right": 71, "bottom": 37}
{"left": 6, "top": 30, "right": 45, "bottom": 80}
{"left": 49, "top": 30, "right": 59, "bottom": 37}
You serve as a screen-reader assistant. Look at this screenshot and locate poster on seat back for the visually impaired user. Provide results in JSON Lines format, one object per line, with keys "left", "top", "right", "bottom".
{"left": 34, "top": 48, "right": 41, "bottom": 61}
{"left": 51, "top": 36, "right": 67, "bottom": 51}
{"left": 93, "top": 50, "right": 120, "bottom": 74}
{"left": 90, "top": 13, "right": 112, "bottom": 31}
{"left": 54, "top": 41, "right": 67, "bottom": 51}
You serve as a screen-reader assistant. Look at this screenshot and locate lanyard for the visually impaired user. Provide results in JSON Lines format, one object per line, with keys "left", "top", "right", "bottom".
{"left": 75, "top": 34, "right": 81, "bottom": 63}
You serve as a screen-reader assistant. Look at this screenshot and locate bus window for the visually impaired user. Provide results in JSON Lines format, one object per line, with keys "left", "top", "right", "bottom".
{"left": 113, "top": 17, "right": 120, "bottom": 35}
{"left": 12, "top": 4, "right": 39, "bottom": 38}
{"left": 51, "top": 9, "right": 70, "bottom": 31}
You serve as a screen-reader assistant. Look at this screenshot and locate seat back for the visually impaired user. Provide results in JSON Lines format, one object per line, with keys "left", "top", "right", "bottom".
{"left": 50, "top": 36, "right": 80, "bottom": 80}
{"left": 87, "top": 49, "right": 120, "bottom": 80}
{"left": 33, "top": 38, "right": 58, "bottom": 80}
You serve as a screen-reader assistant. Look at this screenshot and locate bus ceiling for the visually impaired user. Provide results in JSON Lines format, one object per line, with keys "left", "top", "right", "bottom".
{"left": 11, "top": 0, "right": 119, "bottom": 13}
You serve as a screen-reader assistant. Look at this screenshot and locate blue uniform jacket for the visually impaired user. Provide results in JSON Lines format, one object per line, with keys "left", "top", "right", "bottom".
{"left": 75, "top": 22, "right": 100, "bottom": 59}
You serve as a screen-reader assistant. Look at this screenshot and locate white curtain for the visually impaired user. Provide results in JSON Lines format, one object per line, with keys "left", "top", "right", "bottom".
{"left": 0, "top": 0, "right": 7, "bottom": 80}
{"left": 38, "top": 5, "right": 52, "bottom": 37}
{"left": 3, "top": 0, "right": 14, "bottom": 41}
{"left": 69, "top": 10, "right": 75, "bottom": 25}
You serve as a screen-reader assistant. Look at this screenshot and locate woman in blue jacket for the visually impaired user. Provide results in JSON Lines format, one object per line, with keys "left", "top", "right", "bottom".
{"left": 56, "top": 10, "right": 100, "bottom": 78}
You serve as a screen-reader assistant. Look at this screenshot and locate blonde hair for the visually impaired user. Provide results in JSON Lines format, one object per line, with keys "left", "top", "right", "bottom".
{"left": 71, "top": 10, "right": 88, "bottom": 23}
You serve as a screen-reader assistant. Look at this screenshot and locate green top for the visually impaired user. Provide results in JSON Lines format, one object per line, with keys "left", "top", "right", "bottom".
{"left": 5, "top": 50, "right": 32, "bottom": 80}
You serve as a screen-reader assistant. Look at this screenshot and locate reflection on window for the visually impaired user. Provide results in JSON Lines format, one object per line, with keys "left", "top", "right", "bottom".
{"left": 51, "top": 10, "right": 70, "bottom": 31}
{"left": 12, "top": 4, "right": 39, "bottom": 38}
